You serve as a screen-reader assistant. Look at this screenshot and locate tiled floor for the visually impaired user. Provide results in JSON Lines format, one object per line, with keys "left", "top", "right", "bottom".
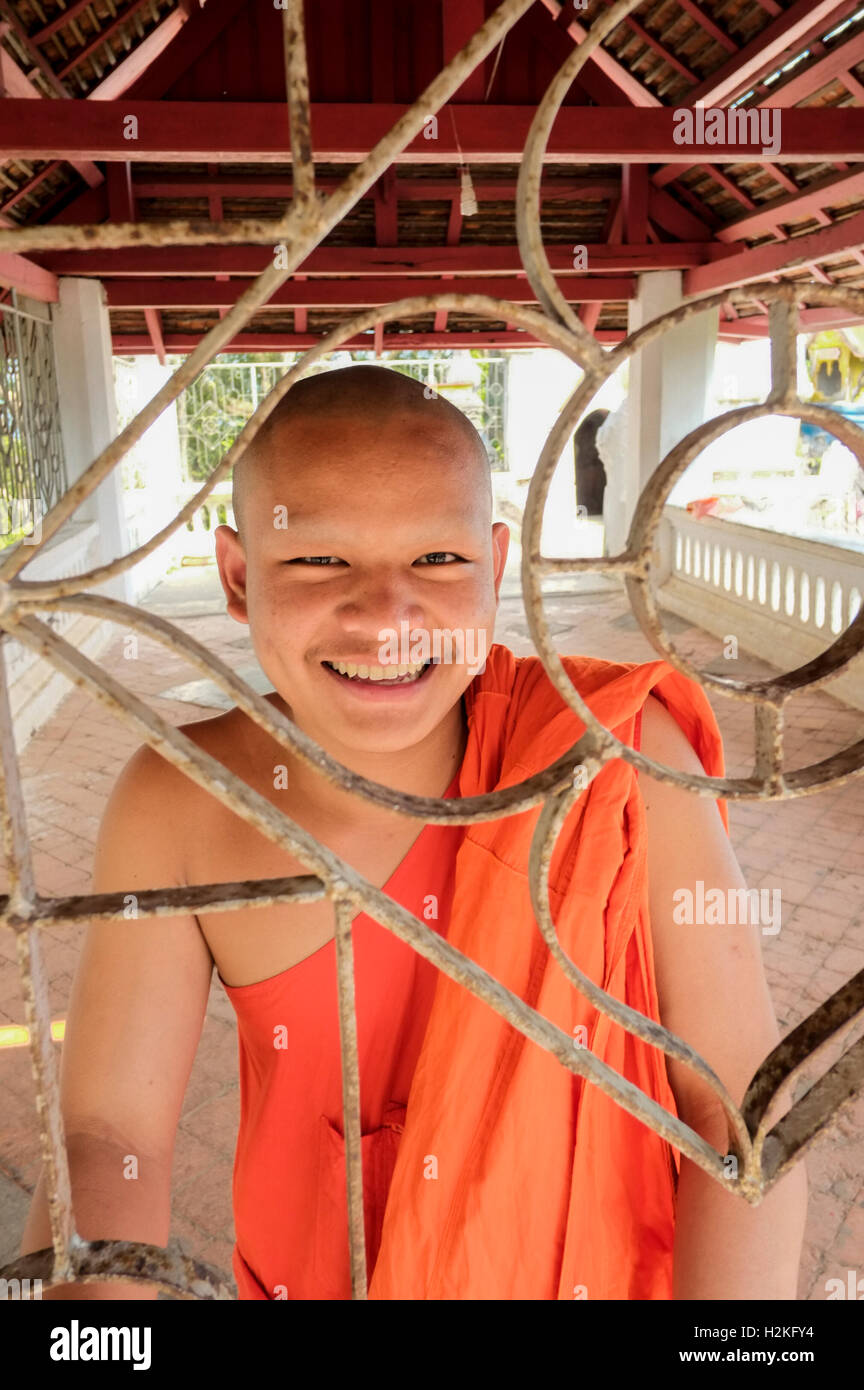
{"left": 1, "top": 570, "right": 863, "bottom": 1299}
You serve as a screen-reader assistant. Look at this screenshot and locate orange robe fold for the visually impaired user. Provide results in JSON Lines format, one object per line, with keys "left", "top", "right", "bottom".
{"left": 368, "top": 643, "right": 728, "bottom": 1301}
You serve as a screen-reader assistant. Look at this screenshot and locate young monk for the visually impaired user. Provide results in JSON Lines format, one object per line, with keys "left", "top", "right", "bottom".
{"left": 21, "top": 365, "right": 806, "bottom": 1300}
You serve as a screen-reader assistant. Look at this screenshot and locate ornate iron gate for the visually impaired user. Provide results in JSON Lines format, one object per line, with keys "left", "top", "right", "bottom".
{"left": 1, "top": 0, "right": 863, "bottom": 1299}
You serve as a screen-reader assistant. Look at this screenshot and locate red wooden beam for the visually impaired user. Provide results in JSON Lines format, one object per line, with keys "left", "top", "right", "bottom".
{"left": 0, "top": 251, "right": 58, "bottom": 301}
{"left": 0, "top": 0, "right": 71, "bottom": 98}
{"left": 685, "top": 207, "right": 864, "bottom": 293}
{"left": 604, "top": 198, "right": 624, "bottom": 242}
{"left": 143, "top": 307, "right": 166, "bottom": 365}
{"left": 435, "top": 193, "right": 464, "bottom": 333}
{"left": 675, "top": 1, "right": 738, "bottom": 55}
{"left": 48, "top": 184, "right": 107, "bottom": 226}
{"left": 111, "top": 330, "right": 628, "bottom": 355}
{"left": 55, "top": 0, "right": 153, "bottom": 80}
{"left": 647, "top": 186, "right": 713, "bottom": 241}
{"left": 652, "top": 6, "right": 863, "bottom": 190}
{"left": 33, "top": 0, "right": 95, "bottom": 42}
{"left": 207, "top": 163, "right": 223, "bottom": 222}
{"left": 697, "top": 163, "right": 756, "bottom": 212}
{"left": 761, "top": 162, "right": 798, "bottom": 196}
{"left": 687, "top": 0, "right": 852, "bottom": 106}
{"left": 106, "top": 163, "right": 135, "bottom": 223}
{"left": 374, "top": 168, "right": 399, "bottom": 247}
{"left": 578, "top": 302, "right": 602, "bottom": 335}
{"left": 123, "top": 0, "right": 248, "bottom": 101}
{"left": 293, "top": 273, "right": 307, "bottom": 335}
{"left": 523, "top": 0, "right": 631, "bottom": 107}
{"left": 540, "top": 0, "right": 661, "bottom": 107}
{"left": 0, "top": 32, "right": 100, "bottom": 188}
{"left": 0, "top": 42, "right": 45, "bottom": 98}
{"left": 623, "top": 166, "right": 649, "bottom": 244}
{"left": 88, "top": 8, "right": 189, "bottom": 101}
{"left": 747, "top": 9, "right": 864, "bottom": 105}
{"left": 4, "top": 102, "right": 864, "bottom": 163}
{"left": 599, "top": 0, "right": 699, "bottom": 84}
{"left": 0, "top": 160, "right": 66, "bottom": 218}
{"left": 102, "top": 276, "right": 637, "bottom": 308}
{"left": 39, "top": 244, "right": 718, "bottom": 276}
{"left": 762, "top": 28, "right": 864, "bottom": 107}
{"left": 664, "top": 178, "right": 722, "bottom": 230}
{"left": 718, "top": 305, "right": 864, "bottom": 339}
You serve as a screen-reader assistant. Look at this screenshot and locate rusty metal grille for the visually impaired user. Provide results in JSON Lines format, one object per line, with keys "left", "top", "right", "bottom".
{"left": 1, "top": 0, "right": 864, "bottom": 1300}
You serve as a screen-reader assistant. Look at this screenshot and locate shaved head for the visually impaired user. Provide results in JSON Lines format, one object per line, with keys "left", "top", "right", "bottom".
{"left": 231, "top": 364, "right": 492, "bottom": 541}
{"left": 214, "top": 360, "right": 510, "bottom": 775}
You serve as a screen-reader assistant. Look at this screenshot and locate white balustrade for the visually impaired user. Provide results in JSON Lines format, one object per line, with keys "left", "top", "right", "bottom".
{"left": 658, "top": 506, "right": 864, "bottom": 708}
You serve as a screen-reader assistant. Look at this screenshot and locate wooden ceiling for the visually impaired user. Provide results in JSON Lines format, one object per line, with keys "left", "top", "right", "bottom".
{"left": 3, "top": 0, "right": 864, "bottom": 353}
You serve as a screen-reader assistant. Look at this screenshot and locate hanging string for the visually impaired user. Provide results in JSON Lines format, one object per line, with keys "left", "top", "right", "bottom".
{"left": 448, "top": 107, "right": 477, "bottom": 217}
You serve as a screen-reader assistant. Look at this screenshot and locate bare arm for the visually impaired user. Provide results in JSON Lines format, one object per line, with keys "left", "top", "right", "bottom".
{"left": 639, "top": 695, "right": 807, "bottom": 1300}
{"left": 20, "top": 745, "right": 214, "bottom": 1300}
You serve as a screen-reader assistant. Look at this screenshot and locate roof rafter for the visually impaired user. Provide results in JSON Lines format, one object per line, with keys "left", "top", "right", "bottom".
{"left": 539, "top": 0, "right": 662, "bottom": 107}
{"left": 685, "top": 206, "right": 864, "bottom": 293}
{"left": 598, "top": 0, "right": 699, "bottom": 85}
{"left": 716, "top": 167, "right": 864, "bottom": 241}
{"left": 88, "top": 7, "right": 190, "bottom": 101}
{"left": 686, "top": 0, "right": 852, "bottom": 106}
{"left": 761, "top": 27, "right": 864, "bottom": 106}
{"left": 0, "top": 6, "right": 101, "bottom": 189}
{"left": 675, "top": 0, "right": 738, "bottom": 55}
{"left": 124, "top": 0, "right": 249, "bottom": 99}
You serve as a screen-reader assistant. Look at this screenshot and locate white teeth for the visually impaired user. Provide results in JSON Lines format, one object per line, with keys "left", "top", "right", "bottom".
{"left": 329, "top": 659, "right": 427, "bottom": 680}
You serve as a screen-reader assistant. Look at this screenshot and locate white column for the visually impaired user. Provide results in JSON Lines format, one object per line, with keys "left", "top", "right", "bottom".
{"left": 51, "top": 277, "right": 131, "bottom": 602}
{"left": 602, "top": 270, "right": 718, "bottom": 556}
{"left": 122, "top": 355, "right": 187, "bottom": 602}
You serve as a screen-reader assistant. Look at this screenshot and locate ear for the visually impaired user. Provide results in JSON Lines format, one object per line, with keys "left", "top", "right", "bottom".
{"left": 491, "top": 521, "right": 510, "bottom": 601}
{"left": 214, "top": 524, "right": 249, "bottom": 625}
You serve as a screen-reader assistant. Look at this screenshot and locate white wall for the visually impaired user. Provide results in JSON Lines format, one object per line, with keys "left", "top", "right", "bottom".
{"left": 503, "top": 349, "right": 626, "bottom": 557}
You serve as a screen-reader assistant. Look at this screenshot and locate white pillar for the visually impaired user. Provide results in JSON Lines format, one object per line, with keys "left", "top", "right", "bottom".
{"left": 121, "top": 355, "right": 186, "bottom": 602}
{"left": 602, "top": 271, "right": 718, "bottom": 556}
{"left": 51, "top": 277, "right": 131, "bottom": 602}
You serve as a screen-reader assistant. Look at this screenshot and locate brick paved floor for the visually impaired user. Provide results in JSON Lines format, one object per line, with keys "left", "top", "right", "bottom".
{"left": 1, "top": 570, "right": 863, "bottom": 1300}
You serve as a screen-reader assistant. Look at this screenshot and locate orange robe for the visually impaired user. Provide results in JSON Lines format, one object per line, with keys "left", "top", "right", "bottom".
{"left": 225, "top": 644, "right": 727, "bottom": 1299}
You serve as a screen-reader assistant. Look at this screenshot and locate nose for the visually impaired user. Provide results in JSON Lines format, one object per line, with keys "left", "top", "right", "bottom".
{"left": 333, "top": 570, "right": 427, "bottom": 642}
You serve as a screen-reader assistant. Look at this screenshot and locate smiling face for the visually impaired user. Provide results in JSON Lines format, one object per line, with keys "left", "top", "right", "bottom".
{"left": 215, "top": 368, "right": 509, "bottom": 770}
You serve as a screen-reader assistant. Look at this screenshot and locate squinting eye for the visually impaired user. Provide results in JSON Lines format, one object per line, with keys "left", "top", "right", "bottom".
{"left": 416, "top": 552, "right": 461, "bottom": 565}
{"left": 286, "top": 556, "right": 342, "bottom": 565}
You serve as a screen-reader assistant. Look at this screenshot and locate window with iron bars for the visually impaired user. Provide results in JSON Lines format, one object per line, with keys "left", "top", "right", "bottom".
{"left": 0, "top": 293, "right": 67, "bottom": 551}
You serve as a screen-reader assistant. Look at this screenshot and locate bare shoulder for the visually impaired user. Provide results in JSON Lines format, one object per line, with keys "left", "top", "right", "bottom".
{"left": 635, "top": 692, "right": 727, "bottom": 859}
{"left": 638, "top": 693, "right": 706, "bottom": 776}
{"left": 100, "top": 706, "right": 251, "bottom": 867}
{"left": 125, "top": 703, "right": 252, "bottom": 789}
